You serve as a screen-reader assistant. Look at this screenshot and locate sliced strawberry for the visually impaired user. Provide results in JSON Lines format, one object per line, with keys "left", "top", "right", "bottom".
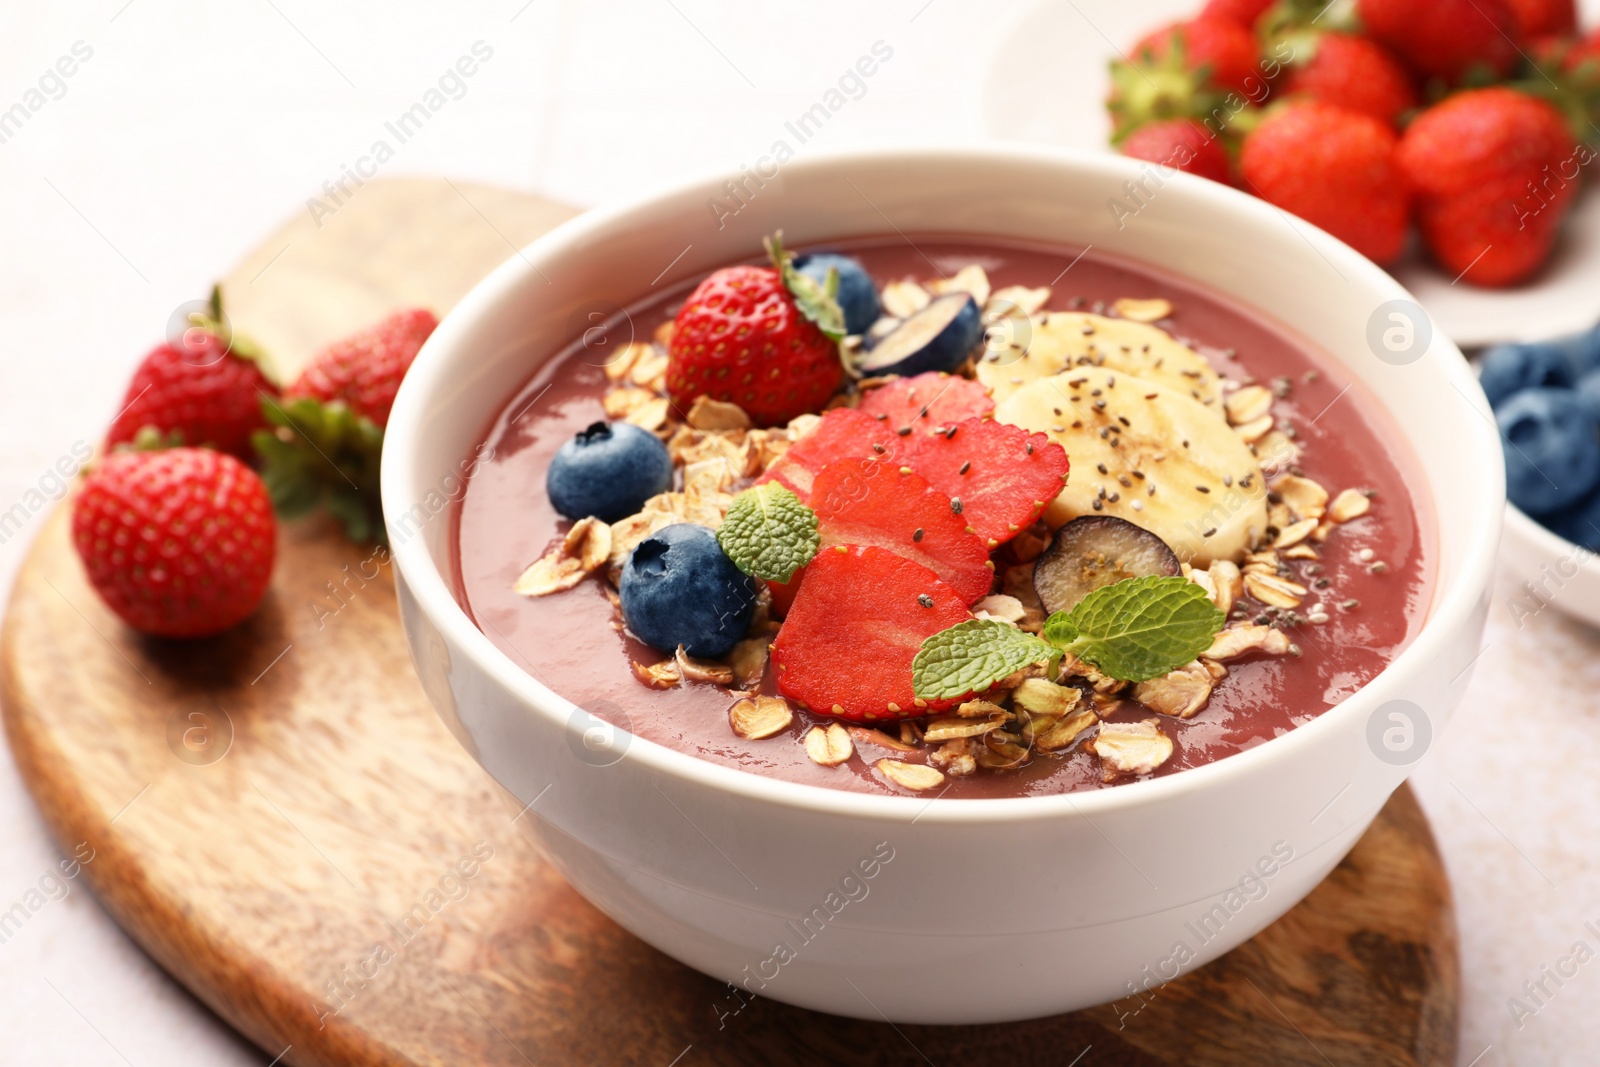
{"left": 905, "top": 417, "right": 1070, "bottom": 547}
{"left": 756, "top": 407, "right": 897, "bottom": 500}
{"left": 857, "top": 372, "right": 995, "bottom": 435}
{"left": 772, "top": 544, "right": 972, "bottom": 722}
{"left": 810, "top": 458, "right": 995, "bottom": 604}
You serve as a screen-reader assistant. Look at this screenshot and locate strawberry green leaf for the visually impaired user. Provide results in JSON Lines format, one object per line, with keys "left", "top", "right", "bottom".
{"left": 716, "top": 482, "right": 819, "bottom": 582}
{"left": 764, "top": 230, "right": 846, "bottom": 342}
{"left": 1041, "top": 574, "right": 1224, "bottom": 683}
{"left": 912, "top": 619, "right": 1059, "bottom": 702}
{"left": 252, "top": 395, "right": 386, "bottom": 543}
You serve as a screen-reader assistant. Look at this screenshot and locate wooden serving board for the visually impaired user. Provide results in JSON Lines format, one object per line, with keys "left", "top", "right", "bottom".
{"left": 0, "top": 179, "right": 1459, "bottom": 1066}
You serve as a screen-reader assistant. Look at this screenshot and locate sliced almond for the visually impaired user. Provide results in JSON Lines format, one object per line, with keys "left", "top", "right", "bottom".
{"left": 928, "top": 738, "right": 977, "bottom": 777}
{"left": 877, "top": 759, "right": 945, "bottom": 792}
{"left": 954, "top": 698, "right": 1008, "bottom": 719}
{"left": 1328, "top": 488, "right": 1371, "bottom": 523}
{"left": 1275, "top": 474, "right": 1328, "bottom": 520}
{"left": 899, "top": 720, "right": 924, "bottom": 747}
{"left": 514, "top": 516, "right": 611, "bottom": 596}
{"left": 653, "top": 321, "right": 675, "bottom": 347}
{"left": 1224, "top": 385, "right": 1273, "bottom": 426}
{"left": 1012, "top": 677, "right": 1081, "bottom": 718}
{"left": 1203, "top": 623, "right": 1292, "bottom": 661}
{"left": 1273, "top": 517, "right": 1320, "bottom": 549}
{"left": 603, "top": 342, "right": 651, "bottom": 382}
{"left": 986, "top": 285, "right": 1051, "bottom": 319}
{"left": 1208, "top": 560, "right": 1242, "bottom": 615}
{"left": 1244, "top": 571, "right": 1307, "bottom": 609}
{"left": 603, "top": 385, "right": 657, "bottom": 419}
{"left": 923, "top": 715, "right": 1005, "bottom": 742}
{"left": 927, "top": 264, "right": 990, "bottom": 307}
{"left": 628, "top": 349, "right": 670, "bottom": 389}
{"left": 632, "top": 658, "right": 681, "bottom": 689}
{"left": 1312, "top": 520, "right": 1335, "bottom": 542}
{"left": 1234, "top": 414, "right": 1275, "bottom": 445}
{"left": 1112, "top": 297, "right": 1172, "bottom": 323}
{"left": 624, "top": 396, "right": 671, "bottom": 432}
{"left": 729, "top": 696, "right": 793, "bottom": 740}
{"left": 729, "top": 638, "right": 770, "bottom": 690}
{"left": 1034, "top": 708, "right": 1099, "bottom": 752}
{"left": 1092, "top": 718, "right": 1173, "bottom": 779}
{"left": 972, "top": 594, "right": 1027, "bottom": 625}
{"left": 1253, "top": 429, "right": 1299, "bottom": 472}
{"left": 677, "top": 646, "right": 734, "bottom": 686}
{"left": 686, "top": 395, "right": 752, "bottom": 431}
{"left": 848, "top": 726, "right": 917, "bottom": 753}
{"left": 804, "top": 723, "right": 854, "bottom": 767}
{"left": 1133, "top": 661, "right": 1213, "bottom": 719}
{"left": 1281, "top": 543, "right": 1320, "bottom": 561}
{"left": 976, "top": 731, "right": 1031, "bottom": 769}
{"left": 881, "top": 279, "right": 932, "bottom": 319}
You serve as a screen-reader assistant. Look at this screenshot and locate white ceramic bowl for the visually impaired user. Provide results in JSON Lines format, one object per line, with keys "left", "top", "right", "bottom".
{"left": 383, "top": 146, "right": 1503, "bottom": 1024}
{"left": 1502, "top": 504, "right": 1600, "bottom": 629}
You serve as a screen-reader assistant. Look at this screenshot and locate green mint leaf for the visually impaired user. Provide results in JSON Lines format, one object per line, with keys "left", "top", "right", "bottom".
{"left": 716, "top": 482, "right": 819, "bottom": 583}
{"left": 764, "top": 231, "right": 846, "bottom": 342}
{"left": 1042, "top": 574, "right": 1225, "bottom": 683}
{"left": 912, "top": 619, "right": 1059, "bottom": 702}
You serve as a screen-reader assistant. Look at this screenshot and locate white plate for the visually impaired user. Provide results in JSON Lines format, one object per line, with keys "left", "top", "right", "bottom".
{"left": 979, "top": 0, "right": 1600, "bottom": 348}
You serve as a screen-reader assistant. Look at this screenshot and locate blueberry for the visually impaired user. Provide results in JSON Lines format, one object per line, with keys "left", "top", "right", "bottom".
{"left": 1497, "top": 388, "right": 1600, "bottom": 515}
{"left": 856, "top": 294, "right": 983, "bottom": 377}
{"left": 795, "top": 253, "right": 880, "bottom": 335}
{"left": 619, "top": 524, "right": 757, "bottom": 657}
{"left": 1551, "top": 325, "right": 1600, "bottom": 376}
{"left": 1576, "top": 369, "right": 1600, "bottom": 425}
{"left": 1479, "top": 343, "right": 1573, "bottom": 408}
{"left": 547, "top": 421, "right": 673, "bottom": 523}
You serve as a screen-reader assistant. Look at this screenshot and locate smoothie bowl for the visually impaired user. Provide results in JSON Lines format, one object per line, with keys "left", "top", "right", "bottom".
{"left": 383, "top": 147, "right": 1500, "bottom": 1023}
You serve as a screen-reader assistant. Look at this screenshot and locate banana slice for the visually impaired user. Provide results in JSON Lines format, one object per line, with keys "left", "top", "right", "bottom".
{"left": 993, "top": 369, "right": 1267, "bottom": 566}
{"left": 977, "top": 312, "right": 1223, "bottom": 409}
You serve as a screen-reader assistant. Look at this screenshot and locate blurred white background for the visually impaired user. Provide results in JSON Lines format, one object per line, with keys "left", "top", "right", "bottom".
{"left": 0, "top": 1, "right": 1596, "bottom": 1064}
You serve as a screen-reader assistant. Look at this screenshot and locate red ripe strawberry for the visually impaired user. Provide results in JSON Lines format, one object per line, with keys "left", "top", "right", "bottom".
{"left": 1239, "top": 102, "right": 1410, "bottom": 263}
{"left": 666, "top": 237, "right": 845, "bottom": 427}
{"left": 1279, "top": 33, "right": 1417, "bottom": 126}
{"left": 71, "top": 448, "right": 276, "bottom": 638}
{"left": 772, "top": 544, "right": 972, "bottom": 721}
{"left": 106, "top": 300, "right": 277, "bottom": 458}
{"left": 905, "top": 418, "right": 1070, "bottom": 547}
{"left": 810, "top": 459, "right": 994, "bottom": 604}
{"left": 1132, "top": 18, "right": 1261, "bottom": 94}
{"left": 756, "top": 407, "right": 897, "bottom": 500}
{"left": 857, "top": 372, "right": 995, "bottom": 434}
{"left": 1506, "top": 0, "right": 1576, "bottom": 38}
{"left": 287, "top": 308, "right": 438, "bottom": 429}
{"left": 1200, "top": 0, "right": 1274, "bottom": 26}
{"left": 1397, "top": 88, "right": 1578, "bottom": 287}
{"left": 1119, "top": 119, "right": 1233, "bottom": 184}
{"left": 1355, "top": 0, "right": 1519, "bottom": 83}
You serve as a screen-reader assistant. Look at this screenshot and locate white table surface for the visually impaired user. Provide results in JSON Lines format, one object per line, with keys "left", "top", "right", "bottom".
{"left": 0, "top": 2, "right": 1594, "bottom": 1064}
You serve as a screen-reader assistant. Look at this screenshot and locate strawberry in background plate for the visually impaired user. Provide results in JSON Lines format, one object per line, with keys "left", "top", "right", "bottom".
{"left": 254, "top": 307, "right": 438, "bottom": 542}
{"left": 1200, "top": 0, "right": 1275, "bottom": 27}
{"left": 1397, "top": 88, "right": 1579, "bottom": 287}
{"left": 105, "top": 288, "right": 277, "bottom": 458}
{"left": 666, "top": 234, "right": 846, "bottom": 427}
{"left": 1119, "top": 119, "right": 1234, "bottom": 183}
{"left": 1505, "top": 0, "right": 1578, "bottom": 38}
{"left": 1109, "top": 17, "right": 1262, "bottom": 137}
{"left": 1276, "top": 32, "right": 1417, "bottom": 126}
{"left": 72, "top": 448, "right": 277, "bottom": 638}
{"left": 1354, "top": 0, "right": 1520, "bottom": 83}
{"left": 1239, "top": 102, "right": 1411, "bottom": 263}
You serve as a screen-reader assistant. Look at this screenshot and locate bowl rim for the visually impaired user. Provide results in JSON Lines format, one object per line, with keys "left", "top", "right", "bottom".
{"left": 383, "top": 142, "right": 1504, "bottom": 826}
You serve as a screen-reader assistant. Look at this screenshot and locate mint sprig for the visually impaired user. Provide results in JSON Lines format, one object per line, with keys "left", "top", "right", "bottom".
{"left": 1041, "top": 574, "right": 1224, "bottom": 683}
{"left": 764, "top": 231, "right": 846, "bottom": 342}
{"left": 911, "top": 574, "right": 1226, "bottom": 699}
{"left": 911, "top": 619, "right": 1059, "bottom": 702}
{"left": 716, "top": 482, "right": 819, "bottom": 583}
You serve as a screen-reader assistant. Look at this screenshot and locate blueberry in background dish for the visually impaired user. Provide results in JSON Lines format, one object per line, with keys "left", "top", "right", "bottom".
{"left": 620, "top": 523, "right": 757, "bottom": 658}
{"left": 794, "top": 252, "right": 880, "bottom": 336}
{"left": 856, "top": 293, "right": 983, "bottom": 377}
{"left": 547, "top": 421, "right": 673, "bottom": 523}
{"left": 1496, "top": 389, "right": 1600, "bottom": 515}
{"left": 1575, "top": 369, "right": 1600, "bottom": 426}
{"left": 1478, "top": 342, "right": 1574, "bottom": 407}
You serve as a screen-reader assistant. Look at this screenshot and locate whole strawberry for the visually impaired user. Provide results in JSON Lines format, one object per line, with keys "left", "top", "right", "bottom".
{"left": 72, "top": 448, "right": 276, "bottom": 638}
{"left": 105, "top": 288, "right": 277, "bottom": 458}
{"left": 1200, "top": 0, "right": 1274, "bottom": 27}
{"left": 1506, "top": 0, "right": 1577, "bottom": 38}
{"left": 1278, "top": 33, "right": 1417, "bottom": 126}
{"left": 254, "top": 307, "right": 438, "bottom": 542}
{"left": 1239, "top": 102, "right": 1410, "bottom": 263}
{"left": 1355, "top": 0, "right": 1519, "bottom": 84}
{"left": 1119, "top": 119, "right": 1233, "bottom": 183}
{"left": 1397, "top": 88, "right": 1578, "bottom": 287}
{"left": 1109, "top": 17, "right": 1262, "bottom": 139}
{"left": 1132, "top": 18, "right": 1261, "bottom": 94}
{"left": 287, "top": 307, "right": 438, "bottom": 428}
{"left": 666, "top": 234, "right": 845, "bottom": 427}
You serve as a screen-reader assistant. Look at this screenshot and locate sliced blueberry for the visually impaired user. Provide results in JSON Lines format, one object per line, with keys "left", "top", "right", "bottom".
{"left": 795, "top": 252, "right": 880, "bottom": 336}
{"left": 620, "top": 524, "right": 757, "bottom": 658}
{"left": 547, "top": 421, "right": 673, "bottom": 523}
{"left": 1033, "top": 516, "right": 1181, "bottom": 615}
{"left": 1479, "top": 342, "right": 1573, "bottom": 408}
{"left": 1497, "top": 388, "right": 1600, "bottom": 515}
{"left": 856, "top": 294, "right": 983, "bottom": 378}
